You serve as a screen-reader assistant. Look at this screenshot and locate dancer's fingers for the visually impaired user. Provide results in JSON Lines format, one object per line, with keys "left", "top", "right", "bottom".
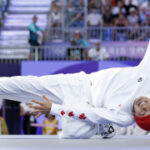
{"left": 29, "top": 105, "right": 43, "bottom": 109}
{"left": 42, "top": 95, "right": 50, "bottom": 102}
{"left": 32, "top": 100, "right": 43, "bottom": 105}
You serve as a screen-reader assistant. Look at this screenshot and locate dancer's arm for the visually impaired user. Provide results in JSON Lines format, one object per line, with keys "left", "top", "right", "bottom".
{"left": 51, "top": 103, "right": 133, "bottom": 126}
{"left": 0, "top": 76, "right": 52, "bottom": 103}
{"left": 30, "top": 95, "right": 134, "bottom": 126}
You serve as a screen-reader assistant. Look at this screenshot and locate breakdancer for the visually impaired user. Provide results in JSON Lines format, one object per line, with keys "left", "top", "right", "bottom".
{"left": 0, "top": 42, "right": 150, "bottom": 138}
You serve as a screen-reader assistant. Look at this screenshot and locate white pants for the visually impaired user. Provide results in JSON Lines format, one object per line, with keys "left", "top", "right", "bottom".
{"left": 0, "top": 72, "right": 98, "bottom": 138}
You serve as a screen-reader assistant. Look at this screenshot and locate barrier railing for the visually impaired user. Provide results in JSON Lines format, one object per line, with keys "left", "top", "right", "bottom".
{"left": 44, "top": 26, "right": 150, "bottom": 42}
{"left": 0, "top": 42, "right": 147, "bottom": 64}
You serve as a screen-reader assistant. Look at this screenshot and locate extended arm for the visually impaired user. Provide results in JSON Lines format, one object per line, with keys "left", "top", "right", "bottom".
{"left": 51, "top": 103, "right": 133, "bottom": 126}
{"left": 0, "top": 75, "right": 59, "bottom": 103}
{"left": 30, "top": 95, "right": 133, "bottom": 127}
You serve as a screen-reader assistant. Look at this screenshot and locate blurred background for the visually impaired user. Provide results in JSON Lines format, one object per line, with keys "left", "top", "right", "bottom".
{"left": 0, "top": 0, "right": 150, "bottom": 136}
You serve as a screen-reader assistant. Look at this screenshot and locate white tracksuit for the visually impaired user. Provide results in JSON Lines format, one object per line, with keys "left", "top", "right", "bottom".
{"left": 0, "top": 42, "right": 150, "bottom": 138}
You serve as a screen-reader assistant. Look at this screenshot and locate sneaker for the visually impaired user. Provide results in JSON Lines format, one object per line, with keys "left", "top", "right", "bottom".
{"left": 99, "top": 124, "right": 116, "bottom": 139}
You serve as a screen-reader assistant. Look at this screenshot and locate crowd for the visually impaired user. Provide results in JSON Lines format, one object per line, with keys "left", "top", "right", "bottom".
{"left": 47, "top": 0, "right": 150, "bottom": 41}
{"left": 48, "top": 0, "right": 150, "bottom": 28}
{"left": 87, "top": 0, "right": 150, "bottom": 41}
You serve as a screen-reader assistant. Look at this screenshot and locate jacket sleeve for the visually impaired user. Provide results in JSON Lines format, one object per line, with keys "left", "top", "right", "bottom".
{"left": 0, "top": 76, "right": 52, "bottom": 102}
{"left": 51, "top": 103, "right": 133, "bottom": 126}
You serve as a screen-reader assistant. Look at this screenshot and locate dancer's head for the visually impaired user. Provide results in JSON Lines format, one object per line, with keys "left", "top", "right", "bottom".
{"left": 133, "top": 96, "right": 150, "bottom": 131}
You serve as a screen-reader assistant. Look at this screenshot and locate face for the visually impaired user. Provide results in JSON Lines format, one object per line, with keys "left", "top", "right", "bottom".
{"left": 75, "top": 33, "right": 81, "bottom": 39}
{"left": 95, "top": 42, "right": 100, "bottom": 47}
{"left": 133, "top": 96, "right": 150, "bottom": 117}
{"left": 33, "top": 17, "right": 38, "bottom": 24}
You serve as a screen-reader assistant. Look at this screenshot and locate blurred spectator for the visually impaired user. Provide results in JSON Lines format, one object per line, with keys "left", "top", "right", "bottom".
{"left": 123, "top": 0, "right": 138, "bottom": 16}
{"left": 88, "top": 9, "right": 102, "bottom": 39}
{"left": 43, "top": 114, "right": 58, "bottom": 135}
{"left": 139, "top": 0, "right": 148, "bottom": 7}
{"left": 74, "top": 30, "right": 90, "bottom": 59}
{"left": 50, "top": 0, "right": 61, "bottom": 13}
{"left": 102, "top": 6, "right": 114, "bottom": 41}
{"left": 74, "top": 30, "right": 90, "bottom": 47}
{"left": 88, "top": 9, "right": 102, "bottom": 27}
{"left": 139, "top": 6, "right": 147, "bottom": 25}
{"left": 88, "top": 0, "right": 97, "bottom": 9}
{"left": 0, "top": 116, "right": 8, "bottom": 135}
{"left": 127, "top": 7, "right": 139, "bottom": 26}
{"left": 68, "top": 1, "right": 76, "bottom": 22}
{"left": 102, "top": 0, "right": 112, "bottom": 7}
{"left": 50, "top": 7, "right": 62, "bottom": 27}
{"left": 103, "top": 6, "right": 114, "bottom": 27}
{"left": 144, "top": 0, "right": 150, "bottom": 15}
{"left": 88, "top": 40, "right": 109, "bottom": 61}
{"left": 66, "top": 0, "right": 85, "bottom": 27}
{"left": 115, "top": 13, "right": 128, "bottom": 27}
{"left": 142, "top": 13, "right": 150, "bottom": 41}
{"left": 114, "top": 14, "right": 128, "bottom": 41}
{"left": 112, "top": 0, "right": 126, "bottom": 18}
{"left": 143, "top": 13, "right": 150, "bottom": 26}
{"left": 79, "top": 0, "right": 84, "bottom": 8}
{"left": 67, "top": 40, "right": 83, "bottom": 60}
{"left": 28, "top": 15, "right": 44, "bottom": 59}
{"left": 29, "top": 15, "right": 43, "bottom": 46}
{"left": 88, "top": 0, "right": 102, "bottom": 10}
{"left": 20, "top": 103, "right": 37, "bottom": 135}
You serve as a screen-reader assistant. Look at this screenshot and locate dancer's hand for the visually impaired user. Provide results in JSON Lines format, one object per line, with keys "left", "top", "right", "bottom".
{"left": 29, "top": 95, "right": 52, "bottom": 118}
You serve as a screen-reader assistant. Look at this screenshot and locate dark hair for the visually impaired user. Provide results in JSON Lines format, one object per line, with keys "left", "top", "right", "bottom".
{"left": 33, "top": 15, "right": 38, "bottom": 19}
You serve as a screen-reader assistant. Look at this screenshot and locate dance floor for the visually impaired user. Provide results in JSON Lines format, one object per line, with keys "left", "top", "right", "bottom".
{"left": 0, "top": 135, "right": 150, "bottom": 150}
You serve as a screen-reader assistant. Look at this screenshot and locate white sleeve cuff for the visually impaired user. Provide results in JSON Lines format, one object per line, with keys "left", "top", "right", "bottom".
{"left": 50, "top": 103, "right": 61, "bottom": 116}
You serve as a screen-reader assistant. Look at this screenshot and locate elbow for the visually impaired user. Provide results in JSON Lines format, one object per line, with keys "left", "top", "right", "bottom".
{"left": 117, "top": 116, "right": 134, "bottom": 127}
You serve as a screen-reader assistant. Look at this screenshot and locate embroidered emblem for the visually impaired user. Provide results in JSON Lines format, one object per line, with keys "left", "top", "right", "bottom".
{"left": 79, "top": 113, "right": 86, "bottom": 119}
{"left": 61, "top": 110, "right": 65, "bottom": 116}
{"left": 68, "top": 112, "right": 74, "bottom": 117}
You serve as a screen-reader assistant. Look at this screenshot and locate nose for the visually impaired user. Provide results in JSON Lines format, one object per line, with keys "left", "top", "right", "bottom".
{"left": 139, "top": 105, "right": 148, "bottom": 116}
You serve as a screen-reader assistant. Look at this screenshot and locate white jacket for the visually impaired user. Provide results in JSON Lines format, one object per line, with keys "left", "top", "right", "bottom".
{"left": 0, "top": 42, "right": 149, "bottom": 129}
{"left": 51, "top": 41, "right": 150, "bottom": 127}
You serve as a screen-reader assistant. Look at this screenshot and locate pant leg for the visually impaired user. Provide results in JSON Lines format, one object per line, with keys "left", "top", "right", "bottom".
{"left": 60, "top": 118, "right": 97, "bottom": 139}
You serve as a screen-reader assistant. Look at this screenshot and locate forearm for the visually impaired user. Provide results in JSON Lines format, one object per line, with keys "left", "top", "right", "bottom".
{"left": 51, "top": 103, "right": 109, "bottom": 124}
{"left": 51, "top": 103, "right": 133, "bottom": 126}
